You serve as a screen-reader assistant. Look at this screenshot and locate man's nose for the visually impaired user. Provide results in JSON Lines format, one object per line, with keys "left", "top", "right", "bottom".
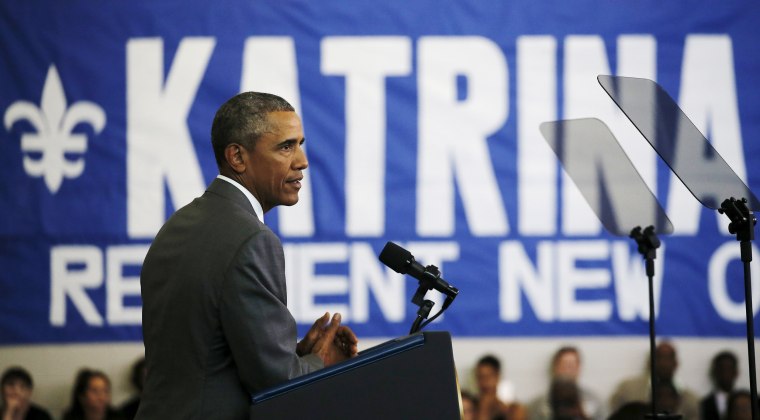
{"left": 293, "top": 144, "right": 308, "bottom": 170}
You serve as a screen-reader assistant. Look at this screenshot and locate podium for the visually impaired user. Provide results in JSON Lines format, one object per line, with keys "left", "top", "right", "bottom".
{"left": 250, "top": 331, "right": 462, "bottom": 419}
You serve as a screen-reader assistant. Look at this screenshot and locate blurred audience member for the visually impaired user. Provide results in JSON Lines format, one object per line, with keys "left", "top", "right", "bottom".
{"left": 526, "top": 346, "right": 604, "bottom": 419}
{"left": 475, "top": 355, "right": 526, "bottom": 420}
{"left": 1, "top": 367, "right": 51, "bottom": 420}
{"left": 653, "top": 379, "right": 679, "bottom": 415}
{"left": 725, "top": 390, "right": 756, "bottom": 420}
{"left": 462, "top": 390, "right": 479, "bottom": 420}
{"left": 609, "top": 341, "right": 699, "bottom": 419}
{"left": 62, "top": 369, "right": 122, "bottom": 420}
{"left": 700, "top": 350, "right": 738, "bottom": 420}
{"left": 118, "top": 358, "right": 145, "bottom": 420}
{"left": 607, "top": 402, "right": 649, "bottom": 420}
{"left": 549, "top": 379, "right": 586, "bottom": 420}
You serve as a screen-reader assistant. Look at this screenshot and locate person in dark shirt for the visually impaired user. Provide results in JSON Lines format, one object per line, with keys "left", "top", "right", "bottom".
{"left": 117, "top": 358, "right": 145, "bottom": 420}
{"left": 700, "top": 351, "right": 739, "bottom": 420}
{"left": 1, "top": 366, "right": 52, "bottom": 420}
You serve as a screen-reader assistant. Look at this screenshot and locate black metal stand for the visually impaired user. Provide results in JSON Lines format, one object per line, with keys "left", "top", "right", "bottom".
{"left": 630, "top": 226, "right": 682, "bottom": 420}
{"left": 719, "top": 197, "right": 758, "bottom": 420}
{"left": 410, "top": 299, "right": 434, "bottom": 334}
{"left": 407, "top": 264, "right": 457, "bottom": 334}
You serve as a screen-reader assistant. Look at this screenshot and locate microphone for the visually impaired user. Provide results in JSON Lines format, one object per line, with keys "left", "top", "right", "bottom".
{"left": 378, "top": 242, "right": 459, "bottom": 299}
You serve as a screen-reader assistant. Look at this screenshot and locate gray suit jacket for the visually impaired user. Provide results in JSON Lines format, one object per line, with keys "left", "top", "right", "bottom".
{"left": 136, "top": 178, "right": 322, "bottom": 420}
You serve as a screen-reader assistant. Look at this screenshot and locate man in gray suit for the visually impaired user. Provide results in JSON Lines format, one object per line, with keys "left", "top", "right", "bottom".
{"left": 137, "top": 92, "right": 358, "bottom": 419}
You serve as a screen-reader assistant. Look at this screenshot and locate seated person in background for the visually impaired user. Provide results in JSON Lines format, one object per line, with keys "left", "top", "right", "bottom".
{"left": 607, "top": 402, "right": 649, "bottom": 420}
{"left": 609, "top": 341, "right": 699, "bottom": 419}
{"left": 118, "top": 358, "right": 145, "bottom": 420}
{"left": 549, "top": 379, "right": 587, "bottom": 420}
{"left": 700, "top": 350, "right": 738, "bottom": 420}
{"left": 62, "top": 369, "right": 122, "bottom": 420}
{"left": 461, "top": 391, "right": 479, "bottom": 420}
{"left": 652, "top": 379, "right": 680, "bottom": 415}
{"left": 526, "top": 346, "right": 604, "bottom": 420}
{"left": 0, "top": 367, "right": 52, "bottom": 420}
{"left": 725, "top": 390, "right": 757, "bottom": 420}
{"left": 475, "top": 355, "right": 526, "bottom": 420}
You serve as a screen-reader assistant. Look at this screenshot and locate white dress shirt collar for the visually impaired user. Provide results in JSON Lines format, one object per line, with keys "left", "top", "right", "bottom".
{"left": 216, "top": 175, "right": 264, "bottom": 223}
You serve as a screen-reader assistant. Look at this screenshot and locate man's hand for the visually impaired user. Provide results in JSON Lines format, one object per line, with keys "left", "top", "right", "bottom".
{"left": 334, "top": 324, "right": 358, "bottom": 358}
{"left": 309, "top": 313, "right": 359, "bottom": 366}
{"left": 296, "top": 312, "right": 330, "bottom": 356}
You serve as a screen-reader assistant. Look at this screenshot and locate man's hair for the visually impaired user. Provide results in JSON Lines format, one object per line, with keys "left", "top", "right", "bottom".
{"left": 476, "top": 354, "right": 501, "bottom": 374}
{"left": 210, "top": 92, "right": 295, "bottom": 168}
{"left": 710, "top": 350, "right": 739, "bottom": 381}
{"left": 552, "top": 345, "right": 580, "bottom": 367}
{"left": 1, "top": 366, "right": 33, "bottom": 388}
{"left": 712, "top": 350, "right": 738, "bottom": 370}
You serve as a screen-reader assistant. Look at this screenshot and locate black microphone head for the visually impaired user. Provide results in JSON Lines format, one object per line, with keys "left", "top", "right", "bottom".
{"left": 378, "top": 242, "right": 413, "bottom": 274}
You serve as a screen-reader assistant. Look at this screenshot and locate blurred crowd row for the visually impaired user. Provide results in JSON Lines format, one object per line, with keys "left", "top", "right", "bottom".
{"left": 460, "top": 342, "right": 755, "bottom": 420}
{"left": 1, "top": 358, "right": 144, "bottom": 420}
{"left": 1, "top": 342, "right": 756, "bottom": 420}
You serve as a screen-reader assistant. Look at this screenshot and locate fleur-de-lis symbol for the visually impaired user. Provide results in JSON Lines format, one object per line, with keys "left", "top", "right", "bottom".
{"left": 4, "top": 65, "right": 106, "bottom": 193}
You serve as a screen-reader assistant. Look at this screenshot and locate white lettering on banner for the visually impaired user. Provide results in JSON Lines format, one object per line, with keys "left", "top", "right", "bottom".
{"left": 349, "top": 242, "right": 405, "bottom": 322}
{"left": 708, "top": 242, "right": 760, "bottom": 321}
{"left": 322, "top": 36, "right": 412, "bottom": 237}
{"left": 669, "top": 35, "right": 745, "bottom": 236}
{"left": 116, "top": 35, "right": 747, "bottom": 240}
{"left": 500, "top": 241, "right": 555, "bottom": 321}
{"left": 126, "top": 37, "right": 214, "bottom": 238}
{"left": 45, "top": 241, "right": 760, "bottom": 329}
{"left": 50, "top": 245, "right": 147, "bottom": 326}
{"left": 517, "top": 36, "right": 558, "bottom": 236}
{"left": 556, "top": 241, "right": 612, "bottom": 320}
{"left": 51, "top": 246, "right": 104, "bottom": 326}
{"left": 106, "top": 245, "right": 149, "bottom": 324}
{"left": 500, "top": 240, "right": 664, "bottom": 322}
{"left": 416, "top": 36, "right": 509, "bottom": 237}
{"left": 241, "top": 37, "right": 316, "bottom": 237}
{"left": 284, "top": 241, "right": 459, "bottom": 323}
{"left": 563, "top": 35, "right": 658, "bottom": 236}
{"left": 285, "top": 243, "right": 350, "bottom": 322}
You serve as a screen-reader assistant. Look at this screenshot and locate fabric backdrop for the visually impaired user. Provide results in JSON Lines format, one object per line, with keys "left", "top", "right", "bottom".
{"left": 2, "top": 0, "right": 759, "bottom": 344}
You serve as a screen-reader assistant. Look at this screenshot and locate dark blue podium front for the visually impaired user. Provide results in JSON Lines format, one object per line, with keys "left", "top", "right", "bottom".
{"left": 250, "top": 331, "right": 461, "bottom": 419}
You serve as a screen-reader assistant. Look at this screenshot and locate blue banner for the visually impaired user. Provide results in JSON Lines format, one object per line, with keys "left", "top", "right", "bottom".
{"left": 2, "top": 1, "right": 760, "bottom": 344}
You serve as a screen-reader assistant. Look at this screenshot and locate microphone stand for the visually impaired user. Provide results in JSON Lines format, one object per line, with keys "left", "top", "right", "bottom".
{"left": 410, "top": 299, "right": 434, "bottom": 335}
{"left": 630, "top": 226, "right": 681, "bottom": 420}
{"left": 718, "top": 197, "right": 758, "bottom": 420}
{"left": 408, "top": 264, "right": 455, "bottom": 334}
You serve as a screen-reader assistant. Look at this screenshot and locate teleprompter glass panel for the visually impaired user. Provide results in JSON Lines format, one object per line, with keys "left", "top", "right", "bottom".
{"left": 598, "top": 75, "right": 760, "bottom": 210}
{"left": 539, "top": 118, "right": 673, "bottom": 236}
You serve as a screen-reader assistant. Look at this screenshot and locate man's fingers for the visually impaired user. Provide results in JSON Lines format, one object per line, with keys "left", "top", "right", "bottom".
{"left": 316, "top": 312, "right": 330, "bottom": 328}
{"left": 297, "top": 312, "right": 331, "bottom": 356}
{"left": 321, "top": 313, "right": 342, "bottom": 340}
{"left": 305, "top": 312, "right": 330, "bottom": 340}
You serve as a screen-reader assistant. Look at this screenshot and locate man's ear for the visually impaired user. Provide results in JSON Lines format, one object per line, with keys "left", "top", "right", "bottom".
{"left": 224, "top": 143, "right": 246, "bottom": 173}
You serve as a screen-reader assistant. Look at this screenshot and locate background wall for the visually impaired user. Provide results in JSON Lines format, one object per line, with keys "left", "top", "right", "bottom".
{"left": 1, "top": 337, "right": 757, "bottom": 418}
